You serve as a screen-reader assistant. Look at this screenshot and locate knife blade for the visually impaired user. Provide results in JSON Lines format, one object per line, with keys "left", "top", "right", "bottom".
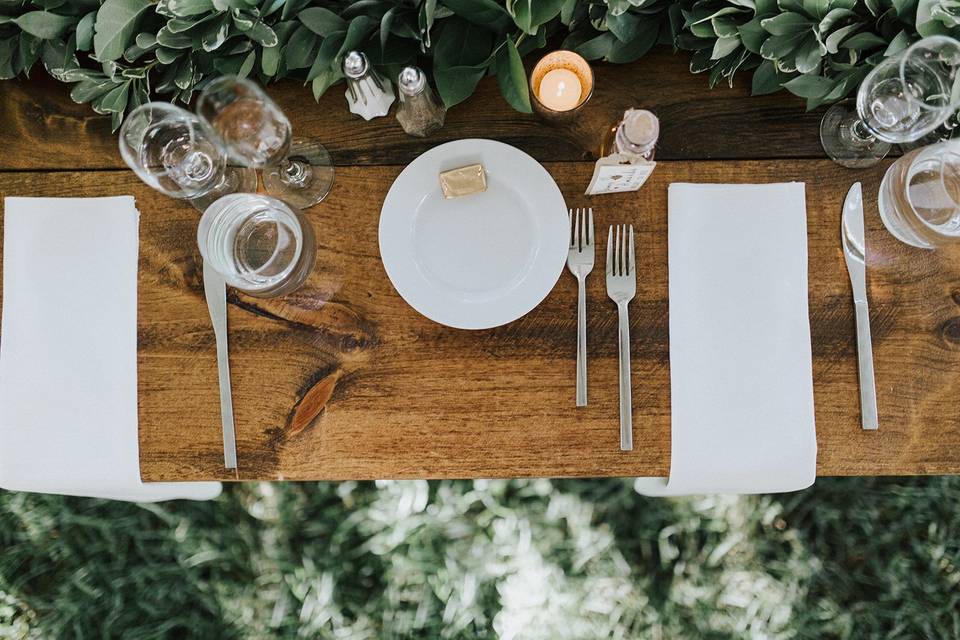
{"left": 203, "top": 261, "right": 238, "bottom": 468}
{"left": 841, "top": 182, "right": 879, "bottom": 431}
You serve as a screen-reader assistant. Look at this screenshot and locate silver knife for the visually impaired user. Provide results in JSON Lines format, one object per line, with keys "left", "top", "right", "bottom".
{"left": 203, "top": 261, "right": 238, "bottom": 468}
{"left": 841, "top": 182, "right": 879, "bottom": 431}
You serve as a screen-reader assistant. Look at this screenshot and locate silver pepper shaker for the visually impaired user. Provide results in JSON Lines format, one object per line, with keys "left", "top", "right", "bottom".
{"left": 395, "top": 66, "right": 446, "bottom": 137}
{"left": 342, "top": 51, "right": 395, "bottom": 120}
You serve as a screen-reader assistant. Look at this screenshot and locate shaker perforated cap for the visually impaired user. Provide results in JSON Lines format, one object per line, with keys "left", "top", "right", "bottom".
{"left": 343, "top": 51, "right": 369, "bottom": 78}
{"left": 398, "top": 66, "right": 426, "bottom": 96}
{"left": 622, "top": 109, "right": 660, "bottom": 148}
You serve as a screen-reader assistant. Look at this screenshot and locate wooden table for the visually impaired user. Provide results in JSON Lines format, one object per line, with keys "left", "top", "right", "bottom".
{"left": 1, "top": 47, "right": 959, "bottom": 481}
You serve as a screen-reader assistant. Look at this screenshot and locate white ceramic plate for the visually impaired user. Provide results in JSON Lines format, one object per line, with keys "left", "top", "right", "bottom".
{"left": 379, "top": 139, "right": 568, "bottom": 330}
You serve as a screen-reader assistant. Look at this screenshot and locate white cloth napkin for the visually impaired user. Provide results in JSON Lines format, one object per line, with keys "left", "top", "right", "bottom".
{"left": 0, "top": 197, "right": 220, "bottom": 501}
{"left": 635, "top": 183, "right": 817, "bottom": 496}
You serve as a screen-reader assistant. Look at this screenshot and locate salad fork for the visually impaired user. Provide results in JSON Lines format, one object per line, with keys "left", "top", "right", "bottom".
{"left": 567, "top": 207, "right": 594, "bottom": 406}
{"left": 606, "top": 224, "right": 635, "bottom": 451}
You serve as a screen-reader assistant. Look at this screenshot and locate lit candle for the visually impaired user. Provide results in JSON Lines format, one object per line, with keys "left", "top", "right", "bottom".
{"left": 537, "top": 68, "right": 583, "bottom": 112}
{"left": 528, "top": 50, "right": 594, "bottom": 123}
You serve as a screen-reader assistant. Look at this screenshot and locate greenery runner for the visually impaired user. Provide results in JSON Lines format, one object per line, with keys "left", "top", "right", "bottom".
{"left": 1, "top": 0, "right": 958, "bottom": 128}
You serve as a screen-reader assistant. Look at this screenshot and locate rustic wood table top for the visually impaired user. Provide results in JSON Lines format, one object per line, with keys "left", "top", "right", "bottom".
{"left": 1, "top": 47, "right": 958, "bottom": 481}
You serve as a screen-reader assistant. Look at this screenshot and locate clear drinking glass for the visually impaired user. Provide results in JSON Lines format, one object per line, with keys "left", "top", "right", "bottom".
{"left": 118, "top": 102, "right": 257, "bottom": 210}
{"left": 196, "top": 76, "right": 334, "bottom": 210}
{"left": 878, "top": 139, "right": 960, "bottom": 248}
{"left": 821, "top": 35, "right": 960, "bottom": 168}
{"left": 198, "top": 193, "right": 316, "bottom": 297}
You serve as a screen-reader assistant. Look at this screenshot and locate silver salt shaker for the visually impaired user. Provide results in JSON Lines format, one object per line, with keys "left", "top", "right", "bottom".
{"left": 395, "top": 66, "right": 446, "bottom": 137}
{"left": 342, "top": 51, "right": 394, "bottom": 120}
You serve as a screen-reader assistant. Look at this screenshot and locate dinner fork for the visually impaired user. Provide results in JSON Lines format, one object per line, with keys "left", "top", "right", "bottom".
{"left": 567, "top": 207, "right": 594, "bottom": 407}
{"left": 606, "top": 224, "right": 635, "bottom": 451}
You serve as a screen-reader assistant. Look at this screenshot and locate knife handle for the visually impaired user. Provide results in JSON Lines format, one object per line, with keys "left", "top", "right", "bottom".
{"left": 203, "top": 262, "right": 238, "bottom": 469}
{"left": 854, "top": 299, "right": 878, "bottom": 431}
{"left": 213, "top": 321, "right": 238, "bottom": 469}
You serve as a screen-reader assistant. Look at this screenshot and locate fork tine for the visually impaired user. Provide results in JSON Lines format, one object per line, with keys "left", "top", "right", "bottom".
{"left": 588, "top": 208, "right": 594, "bottom": 246}
{"left": 620, "top": 225, "right": 630, "bottom": 276}
{"left": 615, "top": 225, "right": 621, "bottom": 276}
{"left": 613, "top": 224, "right": 623, "bottom": 276}
{"left": 628, "top": 225, "right": 635, "bottom": 275}
{"left": 620, "top": 224, "right": 627, "bottom": 275}
{"left": 577, "top": 209, "right": 587, "bottom": 251}
{"left": 568, "top": 209, "right": 573, "bottom": 248}
{"left": 576, "top": 208, "right": 582, "bottom": 252}
{"left": 606, "top": 226, "right": 613, "bottom": 274}
{"left": 574, "top": 208, "right": 580, "bottom": 249}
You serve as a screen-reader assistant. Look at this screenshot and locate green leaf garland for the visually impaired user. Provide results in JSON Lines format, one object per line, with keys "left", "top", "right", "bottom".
{"left": 93, "top": 0, "right": 152, "bottom": 61}
{"left": 495, "top": 35, "right": 531, "bottom": 112}
{"left": 0, "top": 0, "right": 957, "bottom": 129}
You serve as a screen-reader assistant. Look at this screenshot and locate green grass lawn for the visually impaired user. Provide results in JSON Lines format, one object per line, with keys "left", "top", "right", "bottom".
{"left": 1, "top": 477, "right": 958, "bottom": 639}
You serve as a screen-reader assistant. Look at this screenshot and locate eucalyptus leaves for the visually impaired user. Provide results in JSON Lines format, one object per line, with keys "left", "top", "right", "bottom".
{"left": 0, "top": 0, "right": 958, "bottom": 128}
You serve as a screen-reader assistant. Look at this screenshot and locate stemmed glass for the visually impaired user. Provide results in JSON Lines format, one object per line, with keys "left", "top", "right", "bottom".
{"left": 118, "top": 102, "right": 257, "bottom": 210}
{"left": 820, "top": 35, "right": 960, "bottom": 168}
{"left": 196, "top": 76, "right": 334, "bottom": 210}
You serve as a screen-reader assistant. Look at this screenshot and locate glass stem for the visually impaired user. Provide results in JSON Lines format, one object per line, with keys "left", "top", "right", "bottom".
{"left": 849, "top": 118, "right": 878, "bottom": 147}
{"left": 851, "top": 118, "right": 873, "bottom": 141}
{"left": 278, "top": 157, "right": 311, "bottom": 189}
{"left": 191, "top": 166, "right": 232, "bottom": 197}
{"left": 213, "top": 170, "right": 235, "bottom": 193}
{"left": 838, "top": 116, "right": 879, "bottom": 150}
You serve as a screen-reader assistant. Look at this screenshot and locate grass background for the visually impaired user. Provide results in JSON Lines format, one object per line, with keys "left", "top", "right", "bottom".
{"left": 1, "top": 477, "right": 958, "bottom": 639}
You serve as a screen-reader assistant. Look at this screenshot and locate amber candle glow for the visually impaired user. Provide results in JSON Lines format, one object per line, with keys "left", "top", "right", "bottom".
{"left": 529, "top": 50, "right": 594, "bottom": 123}
{"left": 538, "top": 68, "right": 582, "bottom": 111}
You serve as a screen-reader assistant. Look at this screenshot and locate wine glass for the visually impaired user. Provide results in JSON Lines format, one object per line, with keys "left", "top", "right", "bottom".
{"left": 197, "top": 193, "right": 316, "bottom": 298}
{"left": 820, "top": 35, "right": 960, "bottom": 168}
{"left": 118, "top": 102, "right": 257, "bottom": 210}
{"left": 196, "top": 76, "right": 334, "bottom": 210}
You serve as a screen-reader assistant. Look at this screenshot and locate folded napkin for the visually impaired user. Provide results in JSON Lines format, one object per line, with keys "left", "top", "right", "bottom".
{"left": 635, "top": 183, "right": 816, "bottom": 496}
{"left": 0, "top": 197, "right": 219, "bottom": 501}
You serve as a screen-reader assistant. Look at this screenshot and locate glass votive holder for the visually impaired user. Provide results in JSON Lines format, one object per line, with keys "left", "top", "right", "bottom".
{"left": 529, "top": 50, "right": 594, "bottom": 124}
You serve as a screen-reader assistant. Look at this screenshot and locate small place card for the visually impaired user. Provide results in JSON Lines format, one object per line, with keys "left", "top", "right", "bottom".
{"left": 585, "top": 154, "right": 656, "bottom": 196}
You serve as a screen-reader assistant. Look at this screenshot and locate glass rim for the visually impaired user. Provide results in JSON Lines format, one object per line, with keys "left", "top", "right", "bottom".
{"left": 197, "top": 193, "right": 305, "bottom": 289}
{"left": 898, "top": 35, "right": 960, "bottom": 113}
{"left": 926, "top": 144, "right": 960, "bottom": 219}
{"left": 196, "top": 75, "right": 293, "bottom": 166}
{"left": 857, "top": 35, "right": 960, "bottom": 142}
{"left": 118, "top": 101, "right": 223, "bottom": 199}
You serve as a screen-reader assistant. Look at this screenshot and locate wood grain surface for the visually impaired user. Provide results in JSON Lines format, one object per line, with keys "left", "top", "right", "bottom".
{"left": 3, "top": 159, "right": 959, "bottom": 481}
{"left": 0, "top": 47, "right": 826, "bottom": 170}
{"left": 0, "top": 51, "right": 950, "bottom": 481}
